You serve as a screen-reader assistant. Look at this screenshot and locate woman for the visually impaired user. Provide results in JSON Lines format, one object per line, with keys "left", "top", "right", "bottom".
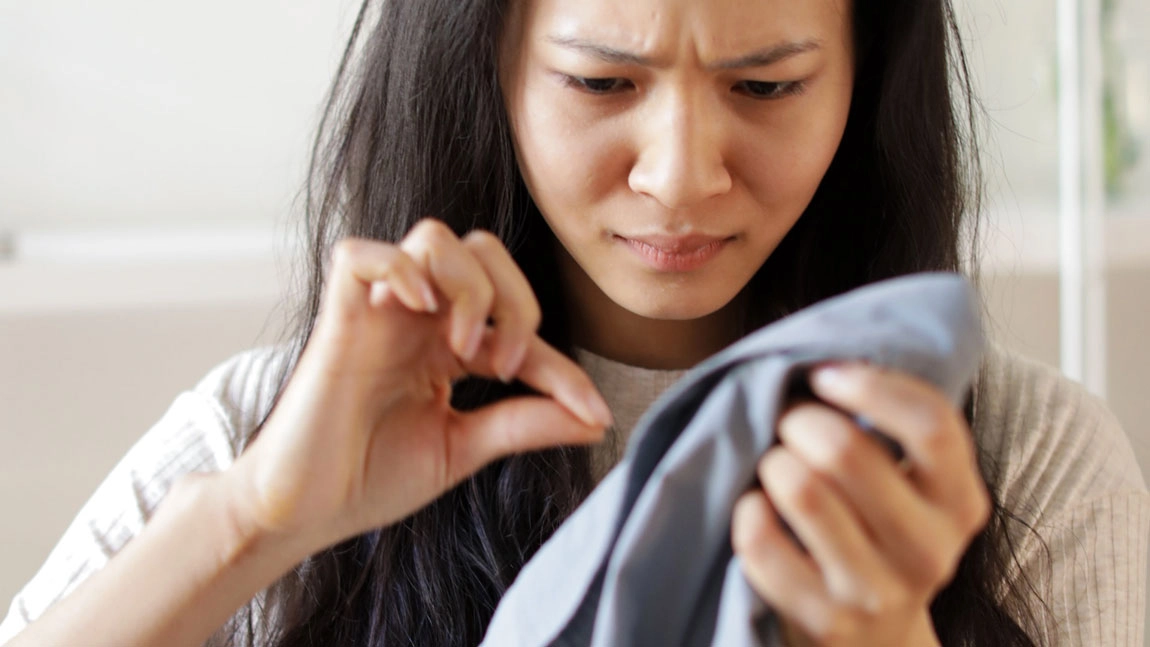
{"left": 2, "top": 0, "right": 1145, "bottom": 645}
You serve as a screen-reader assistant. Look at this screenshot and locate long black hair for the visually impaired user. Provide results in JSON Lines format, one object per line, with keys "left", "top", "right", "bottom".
{"left": 211, "top": 1, "right": 1051, "bottom": 645}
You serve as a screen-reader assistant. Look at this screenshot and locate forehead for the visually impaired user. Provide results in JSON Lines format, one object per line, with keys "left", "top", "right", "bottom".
{"left": 513, "top": 0, "right": 851, "bottom": 58}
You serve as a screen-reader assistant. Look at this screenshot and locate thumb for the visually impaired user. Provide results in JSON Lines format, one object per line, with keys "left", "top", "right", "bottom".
{"left": 447, "top": 396, "right": 608, "bottom": 479}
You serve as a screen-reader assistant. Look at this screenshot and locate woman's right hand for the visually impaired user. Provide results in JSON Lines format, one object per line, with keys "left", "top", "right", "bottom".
{"left": 227, "top": 219, "right": 613, "bottom": 549}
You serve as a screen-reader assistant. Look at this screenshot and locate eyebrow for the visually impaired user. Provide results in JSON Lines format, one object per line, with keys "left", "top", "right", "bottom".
{"left": 545, "top": 36, "right": 822, "bottom": 70}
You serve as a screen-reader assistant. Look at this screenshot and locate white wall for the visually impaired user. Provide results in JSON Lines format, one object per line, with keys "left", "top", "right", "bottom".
{"left": 0, "top": 0, "right": 358, "bottom": 230}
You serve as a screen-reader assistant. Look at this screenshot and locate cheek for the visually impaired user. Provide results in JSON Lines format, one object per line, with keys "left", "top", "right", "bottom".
{"left": 740, "top": 93, "right": 851, "bottom": 219}
{"left": 514, "top": 89, "right": 624, "bottom": 221}
{"left": 752, "top": 132, "right": 838, "bottom": 206}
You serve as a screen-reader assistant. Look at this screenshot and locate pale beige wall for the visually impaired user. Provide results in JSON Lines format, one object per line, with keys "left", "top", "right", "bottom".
{"left": 983, "top": 267, "right": 1150, "bottom": 469}
{"left": 0, "top": 298, "right": 286, "bottom": 608}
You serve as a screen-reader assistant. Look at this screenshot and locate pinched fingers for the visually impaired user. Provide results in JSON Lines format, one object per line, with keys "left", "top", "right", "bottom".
{"left": 451, "top": 334, "right": 613, "bottom": 429}
{"left": 320, "top": 222, "right": 611, "bottom": 436}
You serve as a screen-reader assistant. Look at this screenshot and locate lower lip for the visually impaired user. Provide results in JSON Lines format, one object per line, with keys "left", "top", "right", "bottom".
{"left": 618, "top": 236, "right": 732, "bottom": 272}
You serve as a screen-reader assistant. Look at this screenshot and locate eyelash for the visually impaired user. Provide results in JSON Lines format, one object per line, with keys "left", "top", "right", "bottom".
{"left": 733, "top": 80, "right": 806, "bottom": 100}
{"left": 560, "top": 75, "right": 806, "bottom": 100}
{"left": 561, "top": 76, "right": 634, "bottom": 94}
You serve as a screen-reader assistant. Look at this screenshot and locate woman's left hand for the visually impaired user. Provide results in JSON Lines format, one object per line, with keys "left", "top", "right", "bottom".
{"left": 731, "top": 363, "right": 992, "bottom": 647}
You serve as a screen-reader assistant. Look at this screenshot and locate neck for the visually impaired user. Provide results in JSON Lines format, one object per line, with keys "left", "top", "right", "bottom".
{"left": 557, "top": 247, "right": 744, "bottom": 371}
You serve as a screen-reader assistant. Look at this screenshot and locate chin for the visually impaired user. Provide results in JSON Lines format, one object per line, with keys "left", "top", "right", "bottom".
{"left": 613, "top": 287, "right": 735, "bottom": 321}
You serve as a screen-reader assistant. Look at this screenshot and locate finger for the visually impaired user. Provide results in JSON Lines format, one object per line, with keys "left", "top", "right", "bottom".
{"left": 327, "top": 238, "right": 438, "bottom": 315}
{"left": 446, "top": 395, "right": 606, "bottom": 480}
{"left": 401, "top": 219, "right": 495, "bottom": 362}
{"left": 513, "top": 336, "right": 613, "bottom": 428}
{"left": 731, "top": 489, "right": 842, "bottom": 639}
{"left": 778, "top": 404, "right": 965, "bottom": 591}
{"left": 758, "top": 447, "right": 899, "bottom": 613}
{"left": 462, "top": 230, "right": 542, "bottom": 383}
{"left": 809, "top": 364, "right": 988, "bottom": 524}
{"left": 441, "top": 328, "right": 611, "bottom": 430}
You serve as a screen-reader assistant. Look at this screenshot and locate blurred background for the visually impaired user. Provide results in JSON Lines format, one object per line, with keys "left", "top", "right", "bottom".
{"left": 1, "top": 0, "right": 1148, "bottom": 638}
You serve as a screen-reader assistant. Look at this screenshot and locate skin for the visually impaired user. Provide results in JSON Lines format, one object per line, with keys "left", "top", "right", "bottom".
{"left": 500, "top": 0, "right": 855, "bottom": 369}
{"left": 7, "top": 1, "right": 990, "bottom": 645}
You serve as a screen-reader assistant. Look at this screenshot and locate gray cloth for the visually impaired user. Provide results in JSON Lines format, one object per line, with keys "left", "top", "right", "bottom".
{"left": 481, "top": 273, "right": 984, "bottom": 647}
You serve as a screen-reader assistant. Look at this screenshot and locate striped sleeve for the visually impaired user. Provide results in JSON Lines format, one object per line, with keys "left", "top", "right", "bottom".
{"left": 1016, "top": 491, "right": 1150, "bottom": 645}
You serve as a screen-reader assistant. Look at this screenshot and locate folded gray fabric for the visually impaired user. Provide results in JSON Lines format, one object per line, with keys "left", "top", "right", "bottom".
{"left": 481, "top": 273, "right": 984, "bottom": 647}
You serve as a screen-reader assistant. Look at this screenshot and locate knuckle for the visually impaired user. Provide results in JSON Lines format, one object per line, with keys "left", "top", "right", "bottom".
{"left": 331, "top": 238, "right": 363, "bottom": 268}
{"left": 473, "top": 276, "right": 497, "bottom": 310}
{"left": 823, "top": 428, "right": 863, "bottom": 475}
{"left": 412, "top": 217, "right": 450, "bottom": 236}
{"left": 463, "top": 228, "right": 504, "bottom": 252}
{"left": 916, "top": 406, "right": 956, "bottom": 456}
{"left": 783, "top": 467, "right": 823, "bottom": 516}
{"left": 411, "top": 218, "right": 456, "bottom": 248}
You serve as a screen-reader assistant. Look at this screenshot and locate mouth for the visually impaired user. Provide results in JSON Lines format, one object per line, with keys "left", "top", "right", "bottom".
{"left": 615, "top": 233, "right": 735, "bottom": 272}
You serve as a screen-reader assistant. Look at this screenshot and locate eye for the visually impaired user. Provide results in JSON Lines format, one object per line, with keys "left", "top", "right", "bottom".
{"left": 733, "top": 80, "right": 805, "bottom": 100}
{"left": 562, "top": 75, "right": 634, "bottom": 94}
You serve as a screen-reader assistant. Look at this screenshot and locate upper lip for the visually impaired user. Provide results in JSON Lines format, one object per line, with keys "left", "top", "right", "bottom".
{"left": 619, "top": 233, "right": 732, "bottom": 253}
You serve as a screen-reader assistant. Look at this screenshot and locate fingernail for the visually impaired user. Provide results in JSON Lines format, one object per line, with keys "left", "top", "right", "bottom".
{"left": 420, "top": 282, "right": 438, "bottom": 313}
{"left": 585, "top": 392, "right": 613, "bottom": 428}
{"left": 463, "top": 321, "right": 485, "bottom": 361}
{"left": 369, "top": 281, "right": 390, "bottom": 307}
{"left": 811, "top": 365, "right": 848, "bottom": 393}
{"left": 450, "top": 318, "right": 470, "bottom": 356}
{"left": 497, "top": 342, "right": 528, "bottom": 384}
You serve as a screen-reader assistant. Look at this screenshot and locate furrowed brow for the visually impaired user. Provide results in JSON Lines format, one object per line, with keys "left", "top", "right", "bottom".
{"left": 710, "top": 39, "right": 823, "bottom": 70}
{"left": 546, "top": 36, "right": 655, "bottom": 66}
{"left": 545, "top": 35, "right": 822, "bottom": 70}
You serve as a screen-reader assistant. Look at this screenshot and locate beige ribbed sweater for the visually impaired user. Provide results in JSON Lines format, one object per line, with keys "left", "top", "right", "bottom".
{"left": 577, "top": 345, "right": 1150, "bottom": 645}
{"left": 1, "top": 345, "right": 1146, "bottom": 645}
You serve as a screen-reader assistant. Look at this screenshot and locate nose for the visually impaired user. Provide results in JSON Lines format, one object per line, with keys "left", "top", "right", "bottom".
{"left": 628, "top": 89, "right": 733, "bottom": 209}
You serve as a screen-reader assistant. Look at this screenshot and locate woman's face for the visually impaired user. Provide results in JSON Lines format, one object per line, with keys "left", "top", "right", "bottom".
{"left": 500, "top": 0, "right": 854, "bottom": 323}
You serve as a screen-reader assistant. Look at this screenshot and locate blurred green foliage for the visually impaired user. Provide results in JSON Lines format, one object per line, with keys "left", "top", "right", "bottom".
{"left": 1102, "top": 0, "right": 1141, "bottom": 198}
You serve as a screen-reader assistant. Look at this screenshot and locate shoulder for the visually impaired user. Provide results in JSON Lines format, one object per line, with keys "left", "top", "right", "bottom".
{"left": 971, "top": 344, "right": 1147, "bottom": 525}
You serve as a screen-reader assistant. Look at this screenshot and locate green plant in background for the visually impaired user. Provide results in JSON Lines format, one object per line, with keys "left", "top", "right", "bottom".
{"left": 1102, "top": 0, "right": 1141, "bottom": 198}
